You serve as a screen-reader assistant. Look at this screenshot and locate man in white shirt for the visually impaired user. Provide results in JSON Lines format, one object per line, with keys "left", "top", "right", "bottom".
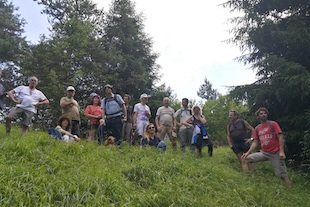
{"left": 132, "top": 93, "right": 151, "bottom": 143}
{"left": 174, "top": 98, "right": 194, "bottom": 152}
{"left": 6, "top": 76, "right": 49, "bottom": 135}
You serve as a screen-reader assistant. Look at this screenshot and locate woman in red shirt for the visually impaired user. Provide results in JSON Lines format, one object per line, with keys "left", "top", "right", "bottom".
{"left": 84, "top": 95, "right": 103, "bottom": 142}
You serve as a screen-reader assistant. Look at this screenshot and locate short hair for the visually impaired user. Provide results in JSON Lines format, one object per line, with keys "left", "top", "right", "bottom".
{"left": 28, "top": 76, "right": 38, "bottom": 83}
{"left": 123, "top": 94, "right": 131, "bottom": 101}
{"left": 163, "top": 97, "right": 170, "bottom": 102}
{"left": 229, "top": 110, "right": 239, "bottom": 118}
{"left": 255, "top": 107, "right": 269, "bottom": 116}
{"left": 182, "top": 98, "right": 189, "bottom": 102}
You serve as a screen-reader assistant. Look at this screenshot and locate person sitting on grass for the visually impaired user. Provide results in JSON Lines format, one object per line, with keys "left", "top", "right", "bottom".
{"left": 56, "top": 114, "right": 80, "bottom": 143}
{"left": 140, "top": 123, "right": 166, "bottom": 151}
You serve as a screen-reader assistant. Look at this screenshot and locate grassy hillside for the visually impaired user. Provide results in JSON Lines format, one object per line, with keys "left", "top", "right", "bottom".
{"left": 0, "top": 125, "right": 310, "bottom": 207}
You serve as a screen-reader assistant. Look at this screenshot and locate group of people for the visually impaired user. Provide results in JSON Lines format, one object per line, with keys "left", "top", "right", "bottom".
{"left": 227, "top": 107, "right": 292, "bottom": 187}
{"left": 3, "top": 76, "right": 291, "bottom": 187}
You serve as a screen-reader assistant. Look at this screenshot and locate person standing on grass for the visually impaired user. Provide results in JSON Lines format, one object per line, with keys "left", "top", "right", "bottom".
{"left": 98, "top": 84, "right": 127, "bottom": 145}
{"left": 84, "top": 94, "right": 102, "bottom": 142}
{"left": 227, "top": 110, "right": 255, "bottom": 172}
{"left": 174, "top": 98, "right": 194, "bottom": 152}
{"left": 122, "top": 94, "right": 133, "bottom": 144}
{"left": 132, "top": 93, "right": 151, "bottom": 144}
{"left": 242, "top": 107, "right": 292, "bottom": 187}
{"left": 6, "top": 76, "right": 49, "bottom": 135}
{"left": 183, "top": 105, "right": 213, "bottom": 157}
{"left": 60, "top": 86, "right": 80, "bottom": 137}
{"left": 155, "top": 97, "right": 177, "bottom": 150}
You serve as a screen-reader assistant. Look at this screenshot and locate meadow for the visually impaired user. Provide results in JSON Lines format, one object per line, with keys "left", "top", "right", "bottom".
{"left": 0, "top": 125, "right": 309, "bottom": 207}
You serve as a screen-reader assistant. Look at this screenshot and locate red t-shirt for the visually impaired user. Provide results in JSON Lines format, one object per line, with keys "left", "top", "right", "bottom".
{"left": 84, "top": 105, "right": 102, "bottom": 125}
{"left": 254, "top": 121, "right": 282, "bottom": 154}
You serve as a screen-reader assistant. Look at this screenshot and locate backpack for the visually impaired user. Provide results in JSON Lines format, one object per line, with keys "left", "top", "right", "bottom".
{"left": 48, "top": 128, "right": 62, "bottom": 140}
{"left": 180, "top": 108, "right": 192, "bottom": 116}
{"left": 228, "top": 119, "right": 246, "bottom": 133}
{"left": 104, "top": 94, "right": 122, "bottom": 108}
{"left": 255, "top": 121, "right": 288, "bottom": 153}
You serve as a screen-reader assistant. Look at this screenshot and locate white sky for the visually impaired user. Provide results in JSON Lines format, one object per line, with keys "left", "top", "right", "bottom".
{"left": 12, "top": 0, "right": 256, "bottom": 101}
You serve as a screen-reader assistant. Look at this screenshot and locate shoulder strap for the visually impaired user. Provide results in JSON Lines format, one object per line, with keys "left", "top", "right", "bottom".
{"left": 268, "top": 121, "right": 275, "bottom": 133}
{"left": 255, "top": 124, "right": 260, "bottom": 136}
{"left": 105, "top": 95, "right": 122, "bottom": 108}
{"left": 240, "top": 119, "right": 246, "bottom": 132}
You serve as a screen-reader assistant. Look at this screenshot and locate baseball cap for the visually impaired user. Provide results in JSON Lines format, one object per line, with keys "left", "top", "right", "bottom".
{"left": 90, "top": 92, "right": 97, "bottom": 97}
{"left": 104, "top": 84, "right": 113, "bottom": 89}
{"left": 140, "top": 93, "right": 151, "bottom": 100}
{"left": 66, "top": 86, "right": 75, "bottom": 91}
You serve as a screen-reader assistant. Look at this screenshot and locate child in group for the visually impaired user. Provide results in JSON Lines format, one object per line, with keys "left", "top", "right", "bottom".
{"left": 56, "top": 114, "right": 81, "bottom": 142}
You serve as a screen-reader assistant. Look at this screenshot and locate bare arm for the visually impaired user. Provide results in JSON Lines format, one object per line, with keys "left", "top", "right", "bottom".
{"left": 278, "top": 133, "right": 286, "bottom": 159}
{"left": 8, "top": 90, "right": 21, "bottom": 104}
{"left": 242, "top": 139, "right": 259, "bottom": 159}
{"left": 244, "top": 120, "right": 255, "bottom": 137}
{"left": 182, "top": 116, "right": 193, "bottom": 128}
{"left": 227, "top": 125, "right": 233, "bottom": 148}
{"left": 36, "top": 98, "right": 49, "bottom": 106}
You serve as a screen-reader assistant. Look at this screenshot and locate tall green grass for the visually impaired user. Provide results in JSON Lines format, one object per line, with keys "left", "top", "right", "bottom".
{"left": 0, "top": 125, "right": 309, "bottom": 206}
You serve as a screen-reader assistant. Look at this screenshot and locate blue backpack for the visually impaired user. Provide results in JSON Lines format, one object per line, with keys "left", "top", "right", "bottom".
{"left": 48, "top": 128, "right": 62, "bottom": 140}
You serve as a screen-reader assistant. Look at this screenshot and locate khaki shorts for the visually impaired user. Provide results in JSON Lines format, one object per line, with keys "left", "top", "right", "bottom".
{"left": 248, "top": 151, "right": 288, "bottom": 177}
{"left": 8, "top": 107, "right": 35, "bottom": 127}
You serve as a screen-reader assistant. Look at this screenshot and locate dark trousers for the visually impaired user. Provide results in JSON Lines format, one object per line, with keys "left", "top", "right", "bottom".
{"left": 71, "top": 120, "right": 80, "bottom": 136}
{"left": 98, "top": 116, "right": 123, "bottom": 145}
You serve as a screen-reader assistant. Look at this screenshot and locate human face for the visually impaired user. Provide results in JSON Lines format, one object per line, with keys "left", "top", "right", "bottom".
{"left": 29, "top": 77, "right": 38, "bottom": 89}
{"left": 147, "top": 125, "right": 155, "bottom": 133}
{"left": 258, "top": 110, "right": 268, "bottom": 122}
{"left": 141, "top": 97, "right": 148, "bottom": 104}
{"left": 67, "top": 90, "right": 75, "bottom": 98}
{"left": 163, "top": 98, "right": 170, "bottom": 107}
{"left": 104, "top": 87, "right": 112, "bottom": 95}
{"left": 123, "top": 96, "right": 129, "bottom": 104}
{"left": 228, "top": 111, "right": 237, "bottom": 121}
{"left": 93, "top": 96, "right": 99, "bottom": 105}
{"left": 193, "top": 107, "right": 200, "bottom": 115}
{"left": 61, "top": 119, "right": 69, "bottom": 128}
{"left": 182, "top": 99, "right": 188, "bottom": 108}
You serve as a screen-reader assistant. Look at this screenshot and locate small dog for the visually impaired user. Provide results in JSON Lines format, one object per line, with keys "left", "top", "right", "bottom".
{"left": 104, "top": 136, "right": 115, "bottom": 146}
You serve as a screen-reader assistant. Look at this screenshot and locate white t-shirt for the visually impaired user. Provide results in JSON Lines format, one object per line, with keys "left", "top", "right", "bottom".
{"left": 133, "top": 103, "right": 151, "bottom": 122}
{"left": 174, "top": 107, "right": 192, "bottom": 130}
{"left": 14, "top": 86, "right": 47, "bottom": 113}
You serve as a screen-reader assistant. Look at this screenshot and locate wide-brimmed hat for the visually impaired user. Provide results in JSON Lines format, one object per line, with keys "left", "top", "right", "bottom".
{"left": 58, "top": 114, "right": 72, "bottom": 126}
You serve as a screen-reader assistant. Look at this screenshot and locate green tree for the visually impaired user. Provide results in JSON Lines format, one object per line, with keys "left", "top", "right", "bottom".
{"left": 103, "top": 0, "right": 160, "bottom": 98}
{"left": 203, "top": 95, "right": 252, "bottom": 146}
{"left": 197, "top": 78, "right": 219, "bottom": 100}
{"left": 223, "top": 0, "right": 310, "bottom": 160}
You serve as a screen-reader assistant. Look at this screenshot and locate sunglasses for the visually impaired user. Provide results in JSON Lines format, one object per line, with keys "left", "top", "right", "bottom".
{"left": 148, "top": 126, "right": 155, "bottom": 129}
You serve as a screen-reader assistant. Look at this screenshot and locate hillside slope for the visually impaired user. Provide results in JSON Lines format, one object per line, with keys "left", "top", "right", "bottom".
{"left": 0, "top": 126, "right": 309, "bottom": 206}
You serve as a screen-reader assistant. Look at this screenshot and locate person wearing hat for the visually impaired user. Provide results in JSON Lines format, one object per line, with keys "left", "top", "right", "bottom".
{"left": 132, "top": 93, "right": 151, "bottom": 144}
{"left": 60, "top": 86, "right": 80, "bottom": 137}
{"left": 84, "top": 94, "right": 102, "bottom": 142}
{"left": 98, "top": 84, "right": 127, "bottom": 145}
{"left": 55, "top": 114, "right": 80, "bottom": 142}
{"left": 6, "top": 76, "right": 49, "bottom": 135}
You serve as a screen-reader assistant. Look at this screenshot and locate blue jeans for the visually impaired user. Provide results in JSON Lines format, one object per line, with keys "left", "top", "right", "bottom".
{"left": 98, "top": 116, "right": 123, "bottom": 145}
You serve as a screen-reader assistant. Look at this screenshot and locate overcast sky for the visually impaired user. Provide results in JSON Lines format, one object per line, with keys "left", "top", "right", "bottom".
{"left": 12, "top": 0, "right": 256, "bottom": 101}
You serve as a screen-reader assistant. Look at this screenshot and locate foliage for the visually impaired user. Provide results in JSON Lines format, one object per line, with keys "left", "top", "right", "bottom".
{"left": 0, "top": 125, "right": 310, "bottom": 206}
{"left": 222, "top": 0, "right": 310, "bottom": 161}
{"left": 203, "top": 95, "right": 253, "bottom": 146}
{"left": 103, "top": 0, "right": 160, "bottom": 99}
{"left": 197, "top": 77, "right": 219, "bottom": 100}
